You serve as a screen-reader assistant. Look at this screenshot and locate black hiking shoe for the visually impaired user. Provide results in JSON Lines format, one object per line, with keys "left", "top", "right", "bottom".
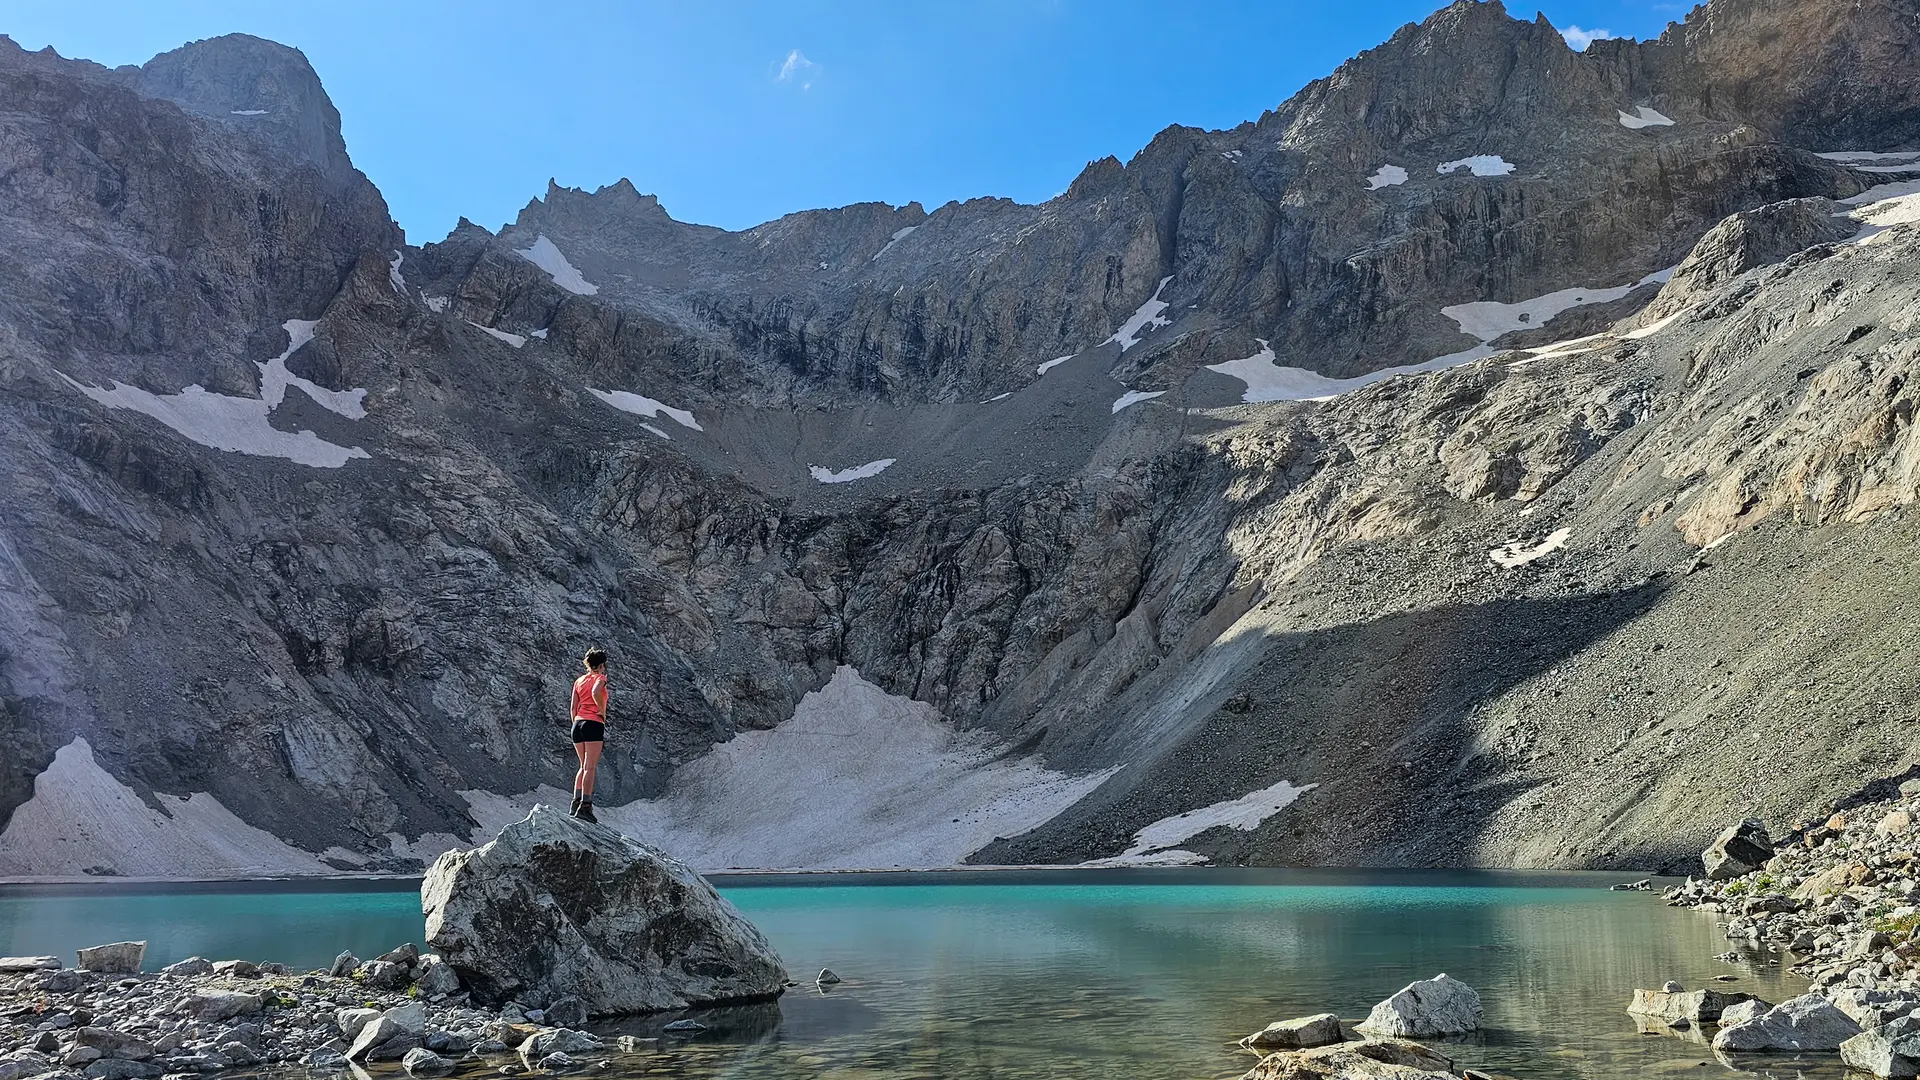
{"left": 570, "top": 790, "right": 583, "bottom": 816}
{"left": 578, "top": 802, "right": 598, "bottom": 824}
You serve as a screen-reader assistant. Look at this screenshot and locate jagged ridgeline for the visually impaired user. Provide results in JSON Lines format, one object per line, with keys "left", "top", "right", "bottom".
{"left": 3, "top": 0, "right": 1920, "bottom": 877}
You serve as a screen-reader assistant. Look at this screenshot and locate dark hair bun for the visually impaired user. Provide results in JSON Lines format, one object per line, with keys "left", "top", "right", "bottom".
{"left": 583, "top": 647, "right": 609, "bottom": 670}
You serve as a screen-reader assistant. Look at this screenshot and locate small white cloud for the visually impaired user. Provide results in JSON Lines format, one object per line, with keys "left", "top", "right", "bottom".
{"left": 776, "top": 49, "right": 820, "bottom": 90}
{"left": 1560, "top": 25, "right": 1615, "bottom": 51}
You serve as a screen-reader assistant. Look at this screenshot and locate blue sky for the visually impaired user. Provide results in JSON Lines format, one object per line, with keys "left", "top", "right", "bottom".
{"left": 8, "top": 0, "right": 1685, "bottom": 241}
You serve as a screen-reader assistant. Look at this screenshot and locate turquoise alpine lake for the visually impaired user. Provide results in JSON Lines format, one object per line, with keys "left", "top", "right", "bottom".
{"left": 0, "top": 868, "right": 1835, "bottom": 1079}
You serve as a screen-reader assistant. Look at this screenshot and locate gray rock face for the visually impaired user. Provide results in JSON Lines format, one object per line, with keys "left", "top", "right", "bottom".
{"left": 1712, "top": 992, "right": 1864, "bottom": 1052}
{"left": 74, "top": 943, "right": 144, "bottom": 974}
{"left": 1843, "top": 1015, "right": 1920, "bottom": 1079}
{"left": 1704, "top": 820, "right": 1775, "bottom": 880}
{"left": 178, "top": 991, "right": 262, "bottom": 1023}
{"left": 1718, "top": 999, "right": 1772, "bottom": 1027}
{"left": 1240, "top": 1012, "right": 1345, "bottom": 1050}
{"left": 159, "top": 958, "right": 213, "bottom": 978}
{"left": 1356, "top": 974, "right": 1483, "bottom": 1036}
{"left": 423, "top": 806, "right": 787, "bottom": 1015}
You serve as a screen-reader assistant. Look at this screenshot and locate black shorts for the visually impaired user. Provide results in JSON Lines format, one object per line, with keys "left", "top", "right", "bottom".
{"left": 571, "top": 719, "right": 605, "bottom": 745}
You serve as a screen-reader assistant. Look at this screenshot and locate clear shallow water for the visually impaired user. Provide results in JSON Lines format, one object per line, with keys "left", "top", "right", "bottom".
{"left": 0, "top": 869, "right": 1834, "bottom": 1079}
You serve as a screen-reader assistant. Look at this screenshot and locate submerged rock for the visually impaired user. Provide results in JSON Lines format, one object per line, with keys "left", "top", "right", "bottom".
{"left": 1239, "top": 1037, "right": 1453, "bottom": 1079}
{"left": 422, "top": 806, "right": 787, "bottom": 1016}
{"left": 1356, "top": 974, "right": 1482, "bottom": 1037}
{"left": 1712, "top": 992, "right": 1863, "bottom": 1052}
{"left": 400, "top": 1048, "right": 453, "bottom": 1077}
{"left": 1627, "top": 987, "right": 1753, "bottom": 1023}
{"left": 1703, "top": 820, "right": 1774, "bottom": 880}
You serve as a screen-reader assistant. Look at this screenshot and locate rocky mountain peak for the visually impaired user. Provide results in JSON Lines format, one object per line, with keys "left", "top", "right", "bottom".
{"left": 115, "top": 33, "right": 356, "bottom": 184}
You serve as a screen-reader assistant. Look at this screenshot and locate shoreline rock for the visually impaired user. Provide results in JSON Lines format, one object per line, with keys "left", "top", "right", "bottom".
{"left": 422, "top": 806, "right": 787, "bottom": 1016}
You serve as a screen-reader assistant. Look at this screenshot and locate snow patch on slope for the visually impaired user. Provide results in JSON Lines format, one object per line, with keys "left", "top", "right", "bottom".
{"left": 1441, "top": 268, "right": 1671, "bottom": 341}
{"left": 388, "top": 251, "right": 407, "bottom": 295}
{"left": 399, "top": 668, "right": 1117, "bottom": 871}
{"left": 467, "top": 322, "right": 525, "bottom": 348}
{"left": 1102, "top": 779, "right": 1315, "bottom": 862}
{"left": 1490, "top": 527, "right": 1572, "bottom": 568}
{"left": 515, "top": 234, "right": 599, "bottom": 295}
{"left": 1438, "top": 155, "right": 1516, "bottom": 177}
{"left": 59, "top": 319, "right": 370, "bottom": 468}
{"left": 229, "top": 109, "right": 268, "bottom": 116}
{"left": 872, "top": 225, "right": 919, "bottom": 260}
{"left": 1036, "top": 355, "right": 1074, "bottom": 376}
{"left": 0, "top": 739, "right": 330, "bottom": 878}
{"left": 1208, "top": 339, "right": 1491, "bottom": 404}
{"left": 587, "top": 389, "right": 702, "bottom": 430}
{"left": 1365, "top": 165, "right": 1409, "bottom": 189}
{"left": 1106, "top": 276, "right": 1174, "bottom": 352}
{"left": 810, "top": 459, "right": 895, "bottom": 484}
{"left": 1112, "top": 390, "right": 1165, "bottom": 413}
{"left": 1617, "top": 106, "right": 1675, "bottom": 130}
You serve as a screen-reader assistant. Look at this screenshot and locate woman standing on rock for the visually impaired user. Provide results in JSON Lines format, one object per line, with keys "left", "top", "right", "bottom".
{"left": 569, "top": 648, "right": 609, "bottom": 822}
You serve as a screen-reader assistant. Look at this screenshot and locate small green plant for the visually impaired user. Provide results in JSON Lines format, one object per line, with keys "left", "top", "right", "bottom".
{"left": 1874, "top": 911, "right": 1920, "bottom": 944}
{"left": 407, "top": 985, "right": 421, "bottom": 999}
{"left": 1724, "top": 879, "right": 1751, "bottom": 896}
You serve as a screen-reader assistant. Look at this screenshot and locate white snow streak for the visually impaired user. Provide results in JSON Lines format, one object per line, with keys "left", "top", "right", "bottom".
{"left": 0, "top": 739, "right": 330, "bottom": 878}
{"left": 1106, "top": 276, "right": 1174, "bottom": 352}
{"left": 388, "top": 250, "right": 407, "bottom": 295}
{"left": 515, "top": 234, "right": 599, "bottom": 295}
{"left": 1617, "top": 106, "right": 1675, "bottom": 130}
{"left": 586, "top": 389, "right": 703, "bottom": 430}
{"left": 229, "top": 109, "right": 268, "bottom": 116}
{"left": 1111, "top": 779, "right": 1314, "bottom": 860}
{"left": 1846, "top": 191, "right": 1920, "bottom": 244}
{"left": 1438, "top": 155, "right": 1516, "bottom": 177}
{"left": 1036, "top": 355, "right": 1075, "bottom": 376}
{"left": 1207, "top": 338, "right": 1498, "bottom": 404}
{"left": 1111, "top": 390, "right": 1166, "bottom": 414}
{"left": 1490, "top": 527, "right": 1572, "bottom": 568}
{"left": 1366, "top": 165, "right": 1410, "bottom": 190}
{"left": 1819, "top": 151, "right": 1920, "bottom": 164}
{"left": 872, "top": 225, "right": 919, "bottom": 260}
{"left": 983, "top": 392, "right": 1014, "bottom": 403}
{"left": 809, "top": 459, "right": 895, "bottom": 484}
{"left": 467, "top": 321, "right": 526, "bottom": 348}
{"left": 423, "top": 295, "right": 450, "bottom": 313}
{"left": 1440, "top": 267, "right": 1672, "bottom": 341}
{"left": 58, "top": 319, "right": 370, "bottom": 468}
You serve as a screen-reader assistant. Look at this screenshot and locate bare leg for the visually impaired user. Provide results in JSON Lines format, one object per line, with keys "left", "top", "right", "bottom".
{"left": 580, "top": 741, "right": 602, "bottom": 800}
{"left": 572, "top": 741, "right": 588, "bottom": 812}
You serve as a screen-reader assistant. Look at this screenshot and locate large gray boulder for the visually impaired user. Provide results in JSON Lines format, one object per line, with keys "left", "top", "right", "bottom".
{"left": 75, "top": 942, "right": 144, "bottom": 974}
{"left": 1842, "top": 1015, "right": 1920, "bottom": 1078}
{"left": 422, "top": 806, "right": 787, "bottom": 1016}
{"left": 1703, "top": 820, "right": 1774, "bottom": 881}
{"left": 1712, "top": 992, "right": 1863, "bottom": 1052}
{"left": 1355, "top": 974, "right": 1482, "bottom": 1037}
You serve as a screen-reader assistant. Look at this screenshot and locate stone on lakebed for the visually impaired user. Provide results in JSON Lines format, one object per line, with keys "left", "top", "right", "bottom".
{"left": 422, "top": 804, "right": 787, "bottom": 1016}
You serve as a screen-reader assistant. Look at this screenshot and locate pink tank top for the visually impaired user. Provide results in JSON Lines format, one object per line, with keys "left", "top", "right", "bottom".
{"left": 571, "top": 672, "right": 606, "bottom": 723}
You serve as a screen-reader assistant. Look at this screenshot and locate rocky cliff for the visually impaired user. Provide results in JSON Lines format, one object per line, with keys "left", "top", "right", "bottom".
{"left": 2, "top": 0, "right": 1919, "bottom": 877}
